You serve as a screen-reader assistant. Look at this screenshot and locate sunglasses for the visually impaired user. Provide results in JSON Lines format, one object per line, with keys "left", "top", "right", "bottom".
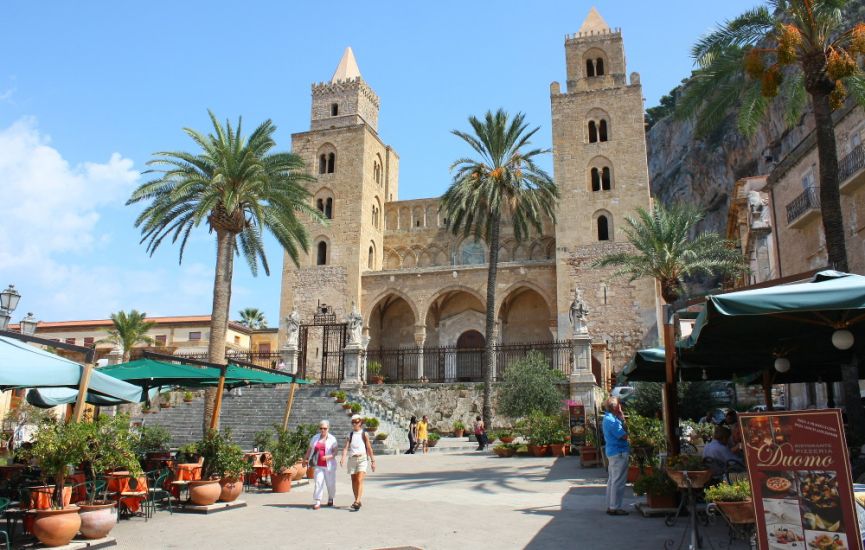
{"left": 319, "top": 427, "right": 328, "bottom": 430}
{"left": 351, "top": 420, "right": 361, "bottom": 424}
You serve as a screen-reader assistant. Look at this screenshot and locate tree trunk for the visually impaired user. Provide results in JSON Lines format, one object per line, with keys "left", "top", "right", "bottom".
{"left": 203, "top": 229, "right": 235, "bottom": 432}
{"left": 482, "top": 215, "right": 502, "bottom": 429}
{"left": 809, "top": 89, "right": 848, "bottom": 272}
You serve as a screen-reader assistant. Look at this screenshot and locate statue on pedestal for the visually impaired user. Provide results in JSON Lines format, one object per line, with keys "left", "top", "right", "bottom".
{"left": 347, "top": 302, "right": 363, "bottom": 345}
{"left": 284, "top": 307, "right": 300, "bottom": 347}
{"left": 569, "top": 287, "right": 589, "bottom": 336}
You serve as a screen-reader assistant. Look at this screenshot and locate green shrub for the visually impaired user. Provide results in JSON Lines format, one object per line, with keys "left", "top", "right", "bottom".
{"left": 453, "top": 420, "right": 466, "bottom": 431}
{"left": 375, "top": 432, "right": 388, "bottom": 441}
{"left": 135, "top": 425, "right": 171, "bottom": 455}
{"left": 367, "top": 361, "right": 382, "bottom": 376}
{"left": 667, "top": 454, "right": 707, "bottom": 471}
{"left": 633, "top": 469, "right": 676, "bottom": 496}
{"left": 350, "top": 403, "right": 362, "bottom": 414}
{"left": 335, "top": 390, "right": 347, "bottom": 401}
{"left": 517, "top": 411, "right": 569, "bottom": 446}
{"left": 365, "top": 417, "right": 380, "bottom": 429}
{"left": 253, "top": 429, "right": 273, "bottom": 451}
{"left": 183, "top": 391, "right": 194, "bottom": 401}
{"left": 428, "top": 433, "right": 441, "bottom": 443}
{"left": 268, "top": 425, "right": 307, "bottom": 473}
{"left": 197, "top": 429, "right": 249, "bottom": 480}
{"left": 704, "top": 479, "right": 751, "bottom": 502}
{"left": 498, "top": 351, "right": 566, "bottom": 418}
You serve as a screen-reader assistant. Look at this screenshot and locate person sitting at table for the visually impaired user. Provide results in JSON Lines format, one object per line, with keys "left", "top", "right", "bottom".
{"left": 703, "top": 425, "right": 744, "bottom": 477}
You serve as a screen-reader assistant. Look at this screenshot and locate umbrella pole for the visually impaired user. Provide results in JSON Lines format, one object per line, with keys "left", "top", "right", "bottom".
{"left": 662, "top": 305, "right": 680, "bottom": 456}
{"left": 281, "top": 382, "right": 298, "bottom": 431}
{"left": 209, "top": 365, "right": 227, "bottom": 430}
{"left": 71, "top": 363, "right": 94, "bottom": 423}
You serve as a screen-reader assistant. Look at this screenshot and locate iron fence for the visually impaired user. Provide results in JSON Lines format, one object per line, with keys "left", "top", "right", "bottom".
{"left": 170, "top": 351, "right": 284, "bottom": 370}
{"left": 785, "top": 186, "right": 820, "bottom": 225}
{"left": 839, "top": 143, "right": 865, "bottom": 183}
{"left": 366, "top": 340, "right": 572, "bottom": 383}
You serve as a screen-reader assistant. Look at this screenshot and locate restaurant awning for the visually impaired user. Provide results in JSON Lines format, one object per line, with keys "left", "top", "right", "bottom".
{"left": 26, "top": 387, "right": 160, "bottom": 408}
{"left": 97, "top": 358, "right": 308, "bottom": 389}
{"left": 0, "top": 336, "right": 142, "bottom": 403}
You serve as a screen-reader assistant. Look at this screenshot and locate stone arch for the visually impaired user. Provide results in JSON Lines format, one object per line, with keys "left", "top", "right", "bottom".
{"left": 374, "top": 153, "right": 384, "bottom": 186}
{"left": 593, "top": 209, "right": 613, "bottom": 241}
{"left": 366, "top": 291, "right": 420, "bottom": 351}
{"left": 401, "top": 247, "right": 417, "bottom": 268}
{"left": 422, "top": 285, "right": 486, "bottom": 327}
{"left": 383, "top": 247, "right": 401, "bottom": 270}
{"left": 372, "top": 196, "right": 382, "bottom": 229}
{"left": 512, "top": 241, "right": 530, "bottom": 261}
{"left": 495, "top": 280, "right": 555, "bottom": 321}
{"left": 313, "top": 187, "right": 335, "bottom": 220}
{"left": 586, "top": 107, "right": 611, "bottom": 143}
{"left": 588, "top": 155, "right": 614, "bottom": 192}
{"left": 583, "top": 48, "right": 607, "bottom": 78}
{"left": 367, "top": 240, "right": 376, "bottom": 270}
{"left": 496, "top": 284, "right": 555, "bottom": 344}
{"left": 364, "top": 288, "right": 421, "bottom": 329}
{"left": 316, "top": 143, "right": 337, "bottom": 174}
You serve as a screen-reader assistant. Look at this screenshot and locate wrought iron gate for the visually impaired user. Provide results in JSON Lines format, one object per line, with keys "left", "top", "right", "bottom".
{"left": 297, "top": 304, "right": 347, "bottom": 384}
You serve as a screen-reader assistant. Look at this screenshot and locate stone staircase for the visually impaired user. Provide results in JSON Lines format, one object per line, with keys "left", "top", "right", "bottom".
{"left": 138, "top": 385, "right": 407, "bottom": 454}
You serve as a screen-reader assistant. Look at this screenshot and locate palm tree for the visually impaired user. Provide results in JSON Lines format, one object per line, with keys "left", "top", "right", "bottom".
{"left": 594, "top": 203, "right": 746, "bottom": 304}
{"left": 99, "top": 310, "right": 156, "bottom": 362}
{"left": 440, "top": 109, "right": 558, "bottom": 428}
{"left": 237, "top": 307, "right": 268, "bottom": 329}
{"left": 127, "top": 111, "right": 324, "bottom": 430}
{"left": 677, "top": 0, "right": 865, "bottom": 273}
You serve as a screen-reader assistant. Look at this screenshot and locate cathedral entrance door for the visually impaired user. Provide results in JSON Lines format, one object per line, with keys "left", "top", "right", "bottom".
{"left": 455, "top": 330, "right": 485, "bottom": 381}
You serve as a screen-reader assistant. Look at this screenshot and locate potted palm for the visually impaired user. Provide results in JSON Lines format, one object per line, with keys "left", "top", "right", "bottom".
{"left": 365, "top": 417, "right": 380, "bottom": 434}
{"left": 452, "top": 420, "right": 466, "bottom": 438}
{"left": 17, "top": 418, "right": 87, "bottom": 547}
{"left": 704, "top": 479, "right": 754, "bottom": 524}
{"left": 79, "top": 415, "right": 141, "bottom": 539}
{"left": 633, "top": 468, "right": 678, "bottom": 509}
{"left": 367, "top": 361, "right": 384, "bottom": 384}
{"left": 666, "top": 454, "right": 712, "bottom": 489}
{"left": 268, "top": 426, "right": 305, "bottom": 493}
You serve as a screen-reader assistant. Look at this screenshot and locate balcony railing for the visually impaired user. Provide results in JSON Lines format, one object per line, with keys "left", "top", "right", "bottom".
{"left": 839, "top": 144, "right": 865, "bottom": 183}
{"left": 786, "top": 186, "right": 820, "bottom": 226}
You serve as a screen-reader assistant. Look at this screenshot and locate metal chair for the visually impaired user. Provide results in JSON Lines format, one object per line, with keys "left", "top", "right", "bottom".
{"left": 145, "top": 469, "right": 173, "bottom": 518}
{"left": 244, "top": 455, "right": 257, "bottom": 491}
{"left": 0, "top": 497, "right": 10, "bottom": 550}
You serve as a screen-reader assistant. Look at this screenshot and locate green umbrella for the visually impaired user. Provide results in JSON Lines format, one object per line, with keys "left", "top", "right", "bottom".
{"left": 210, "top": 364, "right": 308, "bottom": 387}
{"left": 97, "top": 358, "right": 224, "bottom": 387}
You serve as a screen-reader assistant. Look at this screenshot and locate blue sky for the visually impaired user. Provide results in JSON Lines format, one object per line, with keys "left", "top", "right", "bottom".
{"left": 0, "top": 0, "right": 759, "bottom": 326}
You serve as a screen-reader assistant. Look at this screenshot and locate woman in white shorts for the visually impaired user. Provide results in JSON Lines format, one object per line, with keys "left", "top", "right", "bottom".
{"left": 340, "top": 414, "right": 376, "bottom": 510}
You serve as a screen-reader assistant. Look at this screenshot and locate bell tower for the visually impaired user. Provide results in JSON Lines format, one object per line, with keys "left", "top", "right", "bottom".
{"left": 279, "top": 48, "right": 399, "bottom": 352}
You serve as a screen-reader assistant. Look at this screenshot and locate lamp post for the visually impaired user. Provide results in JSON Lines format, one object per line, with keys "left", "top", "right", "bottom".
{"left": 0, "top": 284, "right": 21, "bottom": 331}
{"left": 19, "top": 312, "right": 38, "bottom": 336}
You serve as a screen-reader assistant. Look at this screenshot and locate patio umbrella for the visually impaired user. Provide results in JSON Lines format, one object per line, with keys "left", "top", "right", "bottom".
{"left": 97, "top": 358, "right": 226, "bottom": 387}
{"left": 26, "top": 387, "right": 160, "bottom": 408}
{"left": 0, "top": 336, "right": 142, "bottom": 403}
{"left": 618, "top": 347, "right": 762, "bottom": 384}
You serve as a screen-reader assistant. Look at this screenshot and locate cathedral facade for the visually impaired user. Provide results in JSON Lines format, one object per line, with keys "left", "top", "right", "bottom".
{"left": 278, "top": 9, "right": 658, "bottom": 382}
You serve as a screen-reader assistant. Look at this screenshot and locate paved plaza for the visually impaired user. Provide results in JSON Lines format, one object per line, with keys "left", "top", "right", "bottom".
{"left": 111, "top": 448, "right": 740, "bottom": 549}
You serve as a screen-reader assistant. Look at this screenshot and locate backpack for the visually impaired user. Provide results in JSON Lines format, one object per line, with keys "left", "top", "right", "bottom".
{"left": 348, "top": 430, "right": 369, "bottom": 447}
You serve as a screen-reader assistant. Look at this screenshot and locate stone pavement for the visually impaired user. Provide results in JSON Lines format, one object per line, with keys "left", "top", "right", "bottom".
{"left": 111, "top": 449, "right": 746, "bottom": 549}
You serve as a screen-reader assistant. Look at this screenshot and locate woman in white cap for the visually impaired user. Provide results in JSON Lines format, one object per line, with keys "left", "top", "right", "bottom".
{"left": 340, "top": 414, "right": 376, "bottom": 510}
{"left": 304, "top": 419, "right": 339, "bottom": 510}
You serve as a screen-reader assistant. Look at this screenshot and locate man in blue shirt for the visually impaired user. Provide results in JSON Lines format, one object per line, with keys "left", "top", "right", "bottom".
{"left": 703, "top": 425, "right": 744, "bottom": 477}
{"left": 603, "top": 396, "right": 630, "bottom": 515}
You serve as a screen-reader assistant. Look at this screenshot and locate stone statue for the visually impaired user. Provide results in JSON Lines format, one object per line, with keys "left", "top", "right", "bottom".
{"left": 284, "top": 308, "right": 300, "bottom": 347}
{"left": 347, "top": 301, "right": 363, "bottom": 345}
{"left": 569, "top": 287, "right": 589, "bottom": 336}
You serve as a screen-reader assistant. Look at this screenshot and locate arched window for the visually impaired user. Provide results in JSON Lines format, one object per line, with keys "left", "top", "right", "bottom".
{"left": 368, "top": 245, "right": 374, "bottom": 269}
{"left": 325, "top": 197, "right": 333, "bottom": 219}
{"left": 318, "top": 155, "right": 326, "bottom": 174}
{"left": 327, "top": 153, "right": 335, "bottom": 173}
{"left": 316, "top": 198, "right": 324, "bottom": 212}
{"left": 596, "top": 58, "right": 605, "bottom": 76}
{"left": 371, "top": 205, "right": 377, "bottom": 226}
{"left": 588, "top": 121, "right": 598, "bottom": 143}
{"left": 599, "top": 119, "right": 608, "bottom": 142}
{"left": 591, "top": 168, "right": 601, "bottom": 192}
{"left": 331, "top": 103, "right": 338, "bottom": 116}
{"left": 586, "top": 59, "right": 595, "bottom": 77}
{"left": 597, "top": 216, "right": 610, "bottom": 241}
{"left": 602, "top": 167, "right": 611, "bottom": 191}
{"left": 317, "top": 241, "right": 328, "bottom": 265}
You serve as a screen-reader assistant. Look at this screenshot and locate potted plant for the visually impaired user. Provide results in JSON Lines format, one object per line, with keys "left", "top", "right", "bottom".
{"left": 375, "top": 432, "right": 388, "bottom": 441}
{"left": 328, "top": 390, "right": 338, "bottom": 399}
{"left": 627, "top": 414, "right": 664, "bottom": 482}
{"left": 350, "top": 403, "right": 362, "bottom": 415}
{"left": 580, "top": 426, "right": 600, "bottom": 466}
{"left": 520, "top": 412, "right": 559, "bottom": 457}
{"left": 141, "top": 403, "right": 153, "bottom": 414}
{"left": 427, "top": 433, "right": 441, "bottom": 448}
{"left": 365, "top": 417, "right": 380, "bottom": 434}
{"left": 493, "top": 443, "right": 518, "bottom": 457}
{"left": 79, "top": 414, "right": 141, "bottom": 539}
{"left": 135, "top": 424, "right": 172, "bottom": 471}
{"left": 268, "top": 426, "right": 306, "bottom": 493}
{"left": 190, "top": 430, "right": 234, "bottom": 505}
{"left": 704, "top": 479, "right": 754, "bottom": 524}
{"left": 666, "top": 454, "right": 712, "bottom": 489}
{"left": 334, "top": 391, "right": 347, "bottom": 403}
{"left": 342, "top": 400, "right": 352, "bottom": 410}
{"left": 158, "top": 393, "right": 172, "bottom": 409}
{"left": 178, "top": 442, "right": 199, "bottom": 464}
{"left": 497, "top": 429, "right": 515, "bottom": 444}
{"left": 633, "top": 467, "right": 678, "bottom": 509}
{"left": 183, "top": 391, "right": 194, "bottom": 403}
{"left": 547, "top": 422, "right": 571, "bottom": 457}
{"left": 17, "top": 418, "right": 86, "bottom": 547}
{"left": 452, "top": 420, "right": 466, "bottom": 438}
{"left": 367, "top": 361, "right": 384, "bottom": 384}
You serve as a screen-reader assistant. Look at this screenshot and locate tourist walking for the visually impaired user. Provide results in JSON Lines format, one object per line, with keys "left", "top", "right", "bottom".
{"left": 417, "top": 415, "right": 430, "bottom": 454}
{"left": 304, "top": 419, "right": 339, "bottom": 510}
{"left": 473, "top": 415, "right": 486, "bottom": 451}
{"left": 340, "top": 414, "right": 376, "bottom": 510}
{"left": 603, "top": 396, "right": 630, "bottom": 516}
{"left": 406, "top": 416, "right": 418, "bottom": 454}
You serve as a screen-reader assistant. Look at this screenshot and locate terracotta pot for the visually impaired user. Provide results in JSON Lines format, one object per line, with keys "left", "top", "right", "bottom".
{"left": 454, "top": 429, "right": 465, "bottom": 438}
{"left": 715, "top": 500, "right": 756, "bottom": 524}
{"left": 548, "top": 443, "right": 568, "bottom": 457}
{"left": 499, "top": 436, "right": 515, "bottom": 444}
{"left": 30, "top": 486, "right": 72, "bottom": 510}
{"left": 528, "top": 444, "right": 550, "bottom": 457}
{"left": 370, "top": 375, "right": 384, "bottom": 384}
{"left": 31, "top": 506, "right": 81, "bottom": 547}
{"left": 342, "top": 404, "right": 352, "bottom": 410}
{"left": 159, "top": 403, "right": 171, "bottom": 409}
{"left": 188, "top": 479, "right": 221, "bottom": 506}
{"left": 628, "top": 465, "right": 654, "bottom": 483}
{"left": 647, "top": 491, "right": 677, "bottom": 509}
{"left": 78, "top": 502, "right": 117, "bottom": 539}
{"left": 365, "top": 427, "right": 377, "bottom": 434}
{"left": 427, "top": 439, "right": 438, "bottom": 448}
{"left": 271, "top": 470, "right": 295, "bottom": 493}
{"left": 666, "top": 469, "right": 713, "bottom": 489}
{"left": 493, "top": 446, "right": 516, "bottom": 457}
{"left": 292, "top": 460, "right": 305, "bottom": 481}
{"left": 336, "top": 398, "right": 345, "bottom": 403}
{"left": 219, "top": 477, "right": 243, "bottom": 502}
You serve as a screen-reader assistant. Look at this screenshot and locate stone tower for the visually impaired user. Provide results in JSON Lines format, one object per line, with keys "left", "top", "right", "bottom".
{"left": 550, "top": 9, "right": 658, "bottom": 367}
{"left": 279, "top": 47, "right": 399, "bottom": 340}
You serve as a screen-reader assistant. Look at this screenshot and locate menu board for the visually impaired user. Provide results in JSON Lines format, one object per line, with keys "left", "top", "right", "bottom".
{"left": 569, "top": 403, "right": 586, "bottom": 448}
{"left": 740, "top": 410, "right": 862, "bottom": 550}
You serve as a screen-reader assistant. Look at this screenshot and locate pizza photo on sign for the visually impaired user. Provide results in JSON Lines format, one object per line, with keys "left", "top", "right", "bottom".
{"left": 762, "top": 470, "right": 799, "bottom": 498}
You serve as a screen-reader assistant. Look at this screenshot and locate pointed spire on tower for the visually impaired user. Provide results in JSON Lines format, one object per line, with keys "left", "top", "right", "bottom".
{"left": 331, "top": 47, "right": 362, "bottom": 83}
{"left": 578, "top": 7, "right": 610, "bottom": 33}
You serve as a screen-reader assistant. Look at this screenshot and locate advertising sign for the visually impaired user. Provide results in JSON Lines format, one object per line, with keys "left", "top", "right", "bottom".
{"left": 740, "top": 410, "right": 862, "bottom": 550}
{"left": 568, "top": 403, "right": 586, "bottom": 448}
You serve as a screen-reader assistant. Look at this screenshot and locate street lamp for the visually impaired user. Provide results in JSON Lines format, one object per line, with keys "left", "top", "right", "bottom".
{"left": 831, "top": 329, "right": 854, "bottom": 351}
{"left": 0, "top": 285, "right": 21, "bottom": 312}
{"left": 19, "top": 312, "right": 38, "bottom": 336}
{"left": 774, "top": 357, "right": 791, "bottom": 373}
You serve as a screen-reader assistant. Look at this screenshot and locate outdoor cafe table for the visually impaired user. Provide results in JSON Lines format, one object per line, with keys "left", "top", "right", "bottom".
{"left": 243, "top": 452, "right": 270, "bottom": 485}
{"left": 106, "top": 471, "right": 148, "bottom": 514}
{"left": 171, "top": 463, "right": 202, "bottom": 498}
